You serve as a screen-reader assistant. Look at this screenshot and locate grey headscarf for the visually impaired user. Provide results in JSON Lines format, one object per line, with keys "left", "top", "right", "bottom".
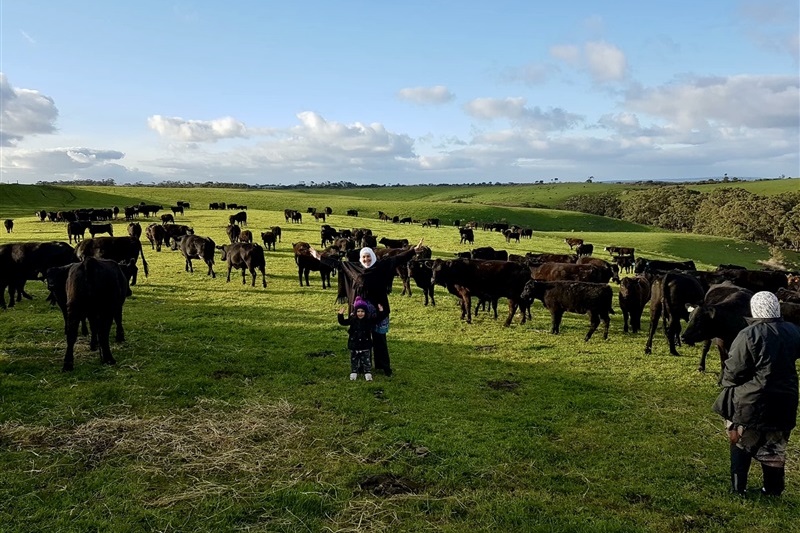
{"left": 359, "top": 247, "right": 377, "bottom": 269}
{"left": 750, "top": 291, "right": 781, "bottom": 319}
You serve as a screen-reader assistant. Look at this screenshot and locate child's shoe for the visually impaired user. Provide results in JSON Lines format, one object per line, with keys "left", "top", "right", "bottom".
{"left": 349, "top": 373, "right": 358, "bottom": 381}
{"left": 364, "top": 373, "right": 373, "bottom": 381}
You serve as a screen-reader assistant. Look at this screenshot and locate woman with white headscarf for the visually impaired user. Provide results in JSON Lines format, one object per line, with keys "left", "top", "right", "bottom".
{"left": 713, "top": 291, "right": 800, "bottom": 496}
{"left": 311, "top": 239, "right": 425, "bottom": 376}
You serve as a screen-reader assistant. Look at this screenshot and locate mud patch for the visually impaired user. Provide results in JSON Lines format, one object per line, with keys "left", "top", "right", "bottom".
{"left": 359, "top": 473, "right": 421, "bottom": 496}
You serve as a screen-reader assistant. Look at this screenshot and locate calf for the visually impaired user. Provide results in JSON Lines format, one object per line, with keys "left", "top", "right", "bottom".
{"left": 67, "top": 221, "right": 88, "bottom": 243}
{"left": 503, "top": 229, "right": 521, "bottom": 243}
{"left": 175, "top": 235, "right": 216, "bottom": 277}
{"left": 321, "top": 225, "right": 338, "bottom": 247}
{"left": 260, "top": 231, "right": 277, "bottom": 251}
{"left": 618, "top": 276, "right": 650, "bottom": 333}
{"left": 89, "top": 223, "right": 114, "bottom": 238}
{"left": 565, "top": 237, "right": 583, "bottom": 249}
{"left": 379, "top": 237, "right": 409, "bottom": 249}
{"left": 520, "top": 280, "right": 614, "bottom": 341}
{"left": 613, "top": 255, "right": 635, "bottom": 274}
{"left": 295, "top": 250, "right": 336, "bottom": 288}
{"left": 459, "top": 227, "right": 474, "bottom": 245}
{"left": 408, "top": 260, "right": 436, "bottom": 306}
{"left": 644, "top": 272, "right": 705, "bottom": 357}
{"left": 74, "top": 236, "right": 149, "bottom": 285}
{"left": 271, "top": 226, "right": 282, "bottom": 242}
{"left": 4, "top": 219, "right": 13, "bottom": 233}
{"left": 145, "top": 223, "right": 166, "bottom": 251}
{"left": 239, "top": 229, "right": 254, "bottom": 243}
{"left": 217, "top": 243, "right": 267, "bottom": 287}
{"left": 127, "top": 222, "right": 142, "bottom": 239}
{"left": 161, "top": 213, "right": 175, "bottom": 225}
{"left": 45, "top": 257, "right": 131, "bottom": 371}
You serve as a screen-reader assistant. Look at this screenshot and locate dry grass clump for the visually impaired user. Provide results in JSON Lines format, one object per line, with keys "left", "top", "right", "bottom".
{"left": 1, "top": 399, "right": 304, "bottom": 477}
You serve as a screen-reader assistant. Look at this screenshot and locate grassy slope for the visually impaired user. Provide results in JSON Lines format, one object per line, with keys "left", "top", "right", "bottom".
{"left": 1, "top": 185, "right": 797, "bottom": 532}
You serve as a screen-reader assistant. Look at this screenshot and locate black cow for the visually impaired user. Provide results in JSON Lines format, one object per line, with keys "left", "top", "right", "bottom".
{"left": 127, "top": 222, "right": 142, "bottom": 239}
{"left": 271, "top": 226, "right": 282, "bottom": 242}
{"left": 45, "top": 257, "right": 131, "bottom": 371}
{"left": 295, "top": 249, "right": 336, "bottom": 288}
{"left": 634, "top": 258, "right": 696, "bottom": 275}
{"left": 162, "top": 224, "right": 194, "bottom": 248}
{"left": 4, "top": 219, "right": 13, "bottom": 233}
{"left": 575, "top": 243, "right": 594, "bottom": 257}
{"left": 145, "top": 223, "right": 166, "bottom": 251}
{"left": 0, "top": 241, "right": 77, "bottom": 309}
{"left": 261, "top": 231, "right": 277, "bottom": 251}
{"left": 459, "top": 227, "right": 475, "bottom": 245}
{"left": 644, "top": 272, "right": 705, "bottom": 357}
{"left": 74, "top": 236, "right": 149, "bottom": 285}
{"left": 606, "top": 246, "right": 635, "bottom": 257}
{"left": 313, "top": 212, "right": 327, "bottom": 222}
{"left": 399, "top": 217, "right": 412, "bottom": 224}
{"left": 67, "top": 221, "right": 88, "bottom": 243}
{"left": 408, "top": 260, "right": 436, "bottom": 306}
{"left": 681, "top": 283, "right": 753, "bottom": 374}
{"left": 430, "top": 258, "right": 531, "bottom": 326}
{"left": 378, "top": 237, "right": 409, "bottom": 249}
{"left": 618, "top": 275, "right": 650, "bottom": 333}
{"left": 291, "top": 211, "right": 302, "bottom": 223}
{"left": 239, "top": 230, "right": 253, "bottom": 244}
{"left": 520, "top": 280, "right": 614, "bottom": 341}
{"left": 226, "top": 224, "right": 241, "bottom": 244}
{"left": 174, "top": 235, "right": 216, "bottom": 278}
{"left": 347, "top": 209, "right": 358, "bottom": 216}
{"left": 321, "top": 225, "right": 338, "bottom": 247}
{"left": 170, "top": 205, "right": 184, "bottom": 216}
{"left": 530, "top": 262, "right": 611, "bottom": 284}
{"left": 89, "top": 223, "right": 114, "bottom": 238}
{"left": 524, "top": 252, "right": 576, "bottom": 265}
{"left": 503, "top": 229, "right": 520, "bottom": 243}
{"left": 712, "top": 268, "right": 788, "bottom": 293}
{"left": 422, "top": 218, "right": 440, "bottom": 228}
{"left": 776, "top": 287, "right": 800, "bottom": 303}
{"left": 36, "top": 210, "right": 47, "bottom": 222}
{"left": 471, "top": 247, "right": 508, "bottom": 261}
{"left": 613, "top": 255, "right": 636, "bottom": 274}
{"left": 217, "top": 243, "right": 267, "bottom": 287}
{"left": 325, "top": 207, "right": 333, "bottom": 215}
{"left": 161, "top": 213, "right": 175, "bottom": 225}
{"left": 229, "top": 211, "right": 247, "bottom": 226}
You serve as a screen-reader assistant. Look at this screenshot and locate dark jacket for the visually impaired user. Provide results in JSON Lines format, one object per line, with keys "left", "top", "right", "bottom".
{"left": 338, "top": 308, "right": 386, "bottom": 350}
{"left": 713, "top": 317, "right": 800, "bottom": 431}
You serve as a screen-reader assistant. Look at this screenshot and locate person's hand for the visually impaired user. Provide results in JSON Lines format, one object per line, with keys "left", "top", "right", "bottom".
{"left": 414, "top": 238, "right": 425, "bottom": 251}
{"left": 338, "top": 307, "right": 346, "bottom": 314}
{"left": 377, "top": 304, "right": 384, "bottom": 311}
{"left": 309, "top": 246, "right": 320, "bottom": 259}
{"left": 727, "top": 428, "right": 740, "bottom": 445}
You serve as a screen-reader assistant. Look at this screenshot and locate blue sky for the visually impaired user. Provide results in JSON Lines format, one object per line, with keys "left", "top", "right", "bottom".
{"left": 1, "top": 0, "right": 798, "bottom": 185}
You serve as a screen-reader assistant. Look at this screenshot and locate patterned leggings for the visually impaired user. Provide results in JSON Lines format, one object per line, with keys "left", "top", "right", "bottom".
{"left": 350, "top": 349, "right": 372, "bottom": 374}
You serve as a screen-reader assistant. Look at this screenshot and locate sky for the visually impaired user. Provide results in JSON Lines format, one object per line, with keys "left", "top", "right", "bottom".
{"left": 1, "top": 0, "right": 798, "bottom": 186}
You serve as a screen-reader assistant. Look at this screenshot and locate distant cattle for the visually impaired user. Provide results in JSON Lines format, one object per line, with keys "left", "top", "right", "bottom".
{"left": 239, "top": 229, "right": 254, "bottom": 243}
{"left": 503, "top": 229, "right": 520, "bottom": 243}
{"left": 575, "top": 243, "right": 593, "bottom": 257}
{"left": 378, "top": 211, "right": 390, "bottom": 222}
{"left": 459, "top": 227, "right": 475, "bottom": 245}
{"left": 4, "top": 219, "right": 13, "bottom": 233}
{"left": 520, "top": 228, "right": 533, "bottom": 239}
{"left": 67, "top": 221, "right": 88, "bottom": 244}
{"left": 260, "top": 231, "right": 277, "bottom": 251}
{"left": 45, "top": 257, "right": 132, "bottom": 371}
{"left": 307, "top": 207, "right": 316, "bottom": 214}
{"left": 471, "top": 247, "right": 508, "bottom": 261}
{"left": 229, "top": 211, "right": 247, "bottom": 226}
{"left": 291, "top": 211, "right": 302, "bottom": 223}
{"left": 161, "top": 214, "right": 175, "bottom": 225}
{"left": 271, "top": 226, "right": 282, "bottom": 242}
{"left": 127, "top": 222, "right": 142, "bottom": 239}
{"left": 226, "top": 224, "right": 241, "bottom": 244}
{"left": 325, "top": 207, "right": 333, "bottom": 215}
{"left": 618, "top": 276, "right": 650, "bottom": 333}
{"left": 217, "top": 243, "right": 267, "bottom": 288}
{"left": 605, "top": 246, "right": 635, "bottom": 257}
{"left": 170, "top": 205, "right": 184, "bottom": 216}
{"left": 177, "top": 201, "right": 190, "bottom": 209}
{"left": 407, "top": 260, "right": 436, "bottom": 306}
{"left": 644, "top": 271, "right": 705, "bottom": 357}
{"left": 75, "top": 236, "right": 149, "bottom": 285}
{"left": 162, "top": 224, "right": 194, "bottom": 248}
{"left": 0, "top": 241, "right": 77, "bottom": 309}
{"left": 209, "top": 202, "right": 222, "bottom": 210}
{"left": 613, "top": 255, "right": 636, "bottom": 274}
{"left": 521, "top": 280, "right": 614, "bottom": 341}
{"left": 320, "top": 225, "right": 338, "bottom": 247}
{"left": 228, "top": 203, "right": 239, "bottom": 210}
{"left": 422, "top": 218, "right": 440, "bottom": 228}
{"left": 530, "top": 262, "right": 612, "bottom": 284}
{"left": 565, "top": 238, "right": 584, "bottom": 249}
{"left": 36, "top": 210, "right": 47, "bottom": 222}
{"left": 174, "top": 235, "right": 216, "bottom": 278}
{"left": 346, "top": 209, "right": 358, "bottom": 217}
{"left": 524, "top": 252, "right": 577, "bottom": 265}
{"left": 89, "top": 223, "right": 114, "bottom": 238}
{"left": 379, "top": 237, "right": 409, "bottom": 249}
{"left": 145, "top": 223, "right": 166, "bottom": 251}
{"left": 313, "top": 212, "right": 327, "bottom": 222}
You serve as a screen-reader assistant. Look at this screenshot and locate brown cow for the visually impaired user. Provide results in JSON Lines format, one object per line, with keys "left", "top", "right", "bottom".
{"left": 217, "top": 243, "right": 266, "bottom": 287}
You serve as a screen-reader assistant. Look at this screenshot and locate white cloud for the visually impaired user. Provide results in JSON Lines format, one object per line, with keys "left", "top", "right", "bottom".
{"left": 147, "top": 115, "right": 249, "bottom": 142}
{"left": 584, "top": 41, "right": 627, "bottom": 82}
{"left": 463, "top": 97, "right": 583, "bottom": 131}
{"left": 500, "top": 63, "right": 558, "bottom": 86}
{"left": 0, "top": 73, "right": 58, "bottom": 146}
{"left": 550, "top": 44, "right": 580, "bottom": 65}
{"left": 397, "top": 85, "right": 455, "bottom": 105}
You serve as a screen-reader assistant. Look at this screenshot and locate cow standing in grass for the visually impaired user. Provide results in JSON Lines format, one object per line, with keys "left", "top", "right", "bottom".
{"left": 217, "top": 243, "right": 266, "bottom": 287}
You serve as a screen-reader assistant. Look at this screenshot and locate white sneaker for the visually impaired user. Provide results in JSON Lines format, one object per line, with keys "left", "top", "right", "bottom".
{"left": 349, "top": 373, "right": 358, "bottom": 381}
{"left": 364, "top": 373, "right": 373, "bottom": 381}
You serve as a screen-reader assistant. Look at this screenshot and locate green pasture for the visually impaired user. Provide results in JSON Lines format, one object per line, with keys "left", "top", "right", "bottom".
{"left": 0, "top": 186, "right": 798, "bottom": 532}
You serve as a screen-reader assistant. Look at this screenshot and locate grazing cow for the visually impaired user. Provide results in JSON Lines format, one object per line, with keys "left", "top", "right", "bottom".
{"left": 89, "top": 223, "right": 114, "bottom": 238}
{"left": 530, "top": 262, "right": 612, "bottom": 284}
{"left": 392, "top": 216, "right": 400, "bottom": 223}
{"left": 605, "top": 246, "right": 635, "bottom": 257}
{"left": 260, "top": 231, "right": 277, "bottom": 251}
{"left": 45, "top": 257, "right": 131, "bottom": 371}
{"left": 575, "top": 243, "right": 594, "bottom": 257}
{"left": 170, "top": 205, "right": 184, "bottom": 216}
{"left": 430, "top": 258, "right": 532, "bottom": 326}
{"left": 271, "top": 226, "right": 282, "bottom": 243}
{"left": 378, "top": 211, "right": 390, "bottom": 222}
{"left": 239, "top": 229, "right": 254, "bottom": 243}
{"left": 325, "top": 207, "right": 333, "bottom": 215}
{"left": 407, "top": 260, "right": 436, "bottom": 306}
{"left": 565, "top": 238, "right": 584, "bottom": 249}
{"left": 644, "top": 272, "right": 705, "bottom": 357}
{"left": 229, "top": 211, "right": 247, "bottom": 226}
{"left": 4, "top": 219, "right": 13, "bottom": 233}
{"left": 36, "top": 210, "right": 47, "bottom": 222}
{"left": 681, "top": 283, "right": 753, "bottom": 374}
{"left": 217, "top": 243, "right": 267, "bottom": 287}
{"left": 618, "top": 276, "right": 651, "bottom": 333}
{"left": 524, "top": 252, "right": 577, "bottom": 265}
{"left": 291, "top": 211, "right": 302, "bottom": 223}
{"left": 313, "top": 212, "right": 326, "bottom": 222}
{"left": 422, "top": 218, "right": 440, "bottom": 228}
{"left": 283, "top": 208, "right": 295, "bottom": 222}
{"left": 145, "top": 223, "right": 166, "bottom": 251}
{"left": 503, "top": 229, "right": 521, "bottom": 243}
{"left": 520, "top": 228, "right": 533, "bottom": 239}
{"left": 226, "top": 224, "right": 241, "bottom": 244}
{"left": 307, "top": 207, "right": 316, "bottom": 214}
{"left": 520, "top": 280, "right": 614, "bottom": 341}
{"left": 347, "top": 209, "right": 358, "bottom": 217}
{"left": 67, "top": 221, "right": 88, "bottom": 244}
{"left": 0, "top": 241, "right": 77, "bottom": 309}
{"left": 634, "top": 258, "right": 696, "bottom": 275}
{"left": 378, "top": 237, "right": 409, "bottom": 249}
{"left": 210, "top": 202, "right": 221, "bottom": 210}
{"left": 127, "top": 222, "right": 142, "bottom": 239}
{"left": 459, "top": 227, "right": 475, "bottom": 245}
{"left": 712, "top": 268, "right": 789, "bottom": 293}
{"left": 161, "top": 213, "right": 175, "bottom": 225}
{"left": 174, "top": 235, "right": 216, "bottom": 278}
{"left": 227, "top": 203, "right": 239, "bottom": 210}
{"left": 162, "top": 224, "right": 194, "bottom": 248}
{"left": 471, "top": 247, "right": 508, "bottom": 261}
{"left": 74, "top": 236, "right": 149, "bottom": 285}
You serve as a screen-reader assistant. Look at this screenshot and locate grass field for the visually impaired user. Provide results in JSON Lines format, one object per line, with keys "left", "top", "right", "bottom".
{"left": 1, "top": 184, "right": 798, "bottom": 532}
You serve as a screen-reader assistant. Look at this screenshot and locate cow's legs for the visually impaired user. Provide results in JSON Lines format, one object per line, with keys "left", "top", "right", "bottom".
{"left": 504, "top": 301, "right": 517, "bottom": 327}
{"left": 95, "top": 316, "right": 116, "bottom": 365}
{"left": 602, "top": 314, "right": 610, "bottom": 340}
{"left": 114, "top": 308, "right": 125, "bottom": 343}
{"left": 585, "top": 313, "right": 601, "bottom": 341}
{"left": 186, "top": 258, "right": 193, "bottom": 273}
{"left": 206, "top": 260, "right": 215, "bottom": 278}
{"left": 644, "top": 302, "right": 662, "bottom": 354}
{"left": 241, "top": 267, "right": 247, "bottom": 285}
{"left": 622, "top": 310, "right": 630, "bottom": 333}
{"left": 551, "top": 310, "right": 564, "bottom": 334}
{"left": 698, "top": 339, "right": 712, "bottom": 372}
{"left": 63, "top": 313, "right": 80, "bottom": 371}
{"left": 226, "top": 265, "right": 233, "bottom": 282}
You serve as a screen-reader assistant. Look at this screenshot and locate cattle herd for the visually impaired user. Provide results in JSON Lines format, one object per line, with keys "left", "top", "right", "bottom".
{"left": 2, "top": 200, "right": 800, "bottom": 376}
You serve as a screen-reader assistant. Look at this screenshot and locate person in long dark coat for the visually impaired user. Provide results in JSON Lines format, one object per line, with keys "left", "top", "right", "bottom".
{"left": 311, "top": 239, "right": 424, "bottom": 376}
{"left": 713, "top": 291, "right": 800, "bottom": 496}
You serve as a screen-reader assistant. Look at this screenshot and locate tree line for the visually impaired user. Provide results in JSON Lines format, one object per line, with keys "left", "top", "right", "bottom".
{"left": 559, "top": 186, "right": 800, "bottom": 252}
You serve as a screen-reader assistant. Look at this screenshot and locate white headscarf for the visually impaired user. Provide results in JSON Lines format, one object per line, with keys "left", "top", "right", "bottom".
{"left": 750, "top": 291, "right": 781, "bottom": 319}
{"left": 359, "top": 247, "right": 377, "bottom": 269}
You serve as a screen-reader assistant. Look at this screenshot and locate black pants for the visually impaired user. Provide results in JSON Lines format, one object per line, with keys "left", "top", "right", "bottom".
{"left": 372, "top": 332, "right": 390, "bottom": 373}
{"left": 350, "top": 349, "right": 371, "bottom": 374}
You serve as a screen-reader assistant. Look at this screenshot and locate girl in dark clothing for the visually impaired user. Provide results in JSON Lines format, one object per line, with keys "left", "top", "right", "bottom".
{"left": 338, "top": 297, "right": 384, "bottom": 381}
{"left": 312, "top": 239, "right": 424, "bottom": 377}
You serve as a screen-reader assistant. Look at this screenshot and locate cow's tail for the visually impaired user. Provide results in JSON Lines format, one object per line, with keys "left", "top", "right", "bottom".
{"left": 140, "top": 246, "right": 149, "bottom": 278}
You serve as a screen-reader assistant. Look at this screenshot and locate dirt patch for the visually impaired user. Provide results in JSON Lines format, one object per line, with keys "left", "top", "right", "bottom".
{"left": 487, "top": 379, "right": 519, "bottom": 391}
{"left": 359, "top": 473, "right": 421, "bottom": 496}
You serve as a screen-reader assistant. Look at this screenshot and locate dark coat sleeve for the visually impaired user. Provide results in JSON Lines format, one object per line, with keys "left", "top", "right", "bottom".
{"left": 337, "top": 313, "right": 349, "bottom": 326}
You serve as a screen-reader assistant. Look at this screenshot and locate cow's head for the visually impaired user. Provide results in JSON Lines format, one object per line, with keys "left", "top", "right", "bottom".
{"left": 680, "top": 304, "right": 714, "bottom": 346}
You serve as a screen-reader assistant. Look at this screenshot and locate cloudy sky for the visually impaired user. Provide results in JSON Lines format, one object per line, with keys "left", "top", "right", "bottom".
{"left": 1, "top": 0, "right": 798, "bottom": 185}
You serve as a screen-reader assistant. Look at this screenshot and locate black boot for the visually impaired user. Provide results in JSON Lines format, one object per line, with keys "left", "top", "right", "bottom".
{"left": 760, "top": 465, "right": 785, "bottom": 496}
{"left": 730, "top": 444, "right": 751, "bottom": 495}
